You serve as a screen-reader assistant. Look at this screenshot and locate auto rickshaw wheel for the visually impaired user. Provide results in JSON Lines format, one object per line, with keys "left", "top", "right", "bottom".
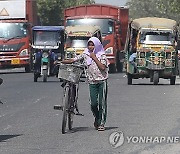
{"left": 153, "top": 71, "right": 159, "bottom": 85}
{"left": 127, "top": 73, "right": 132, "bottom": 85}
{"left": 170, "top": 76, "right": 176, "bottom": 85}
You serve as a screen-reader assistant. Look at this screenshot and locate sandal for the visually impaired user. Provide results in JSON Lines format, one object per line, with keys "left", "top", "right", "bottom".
{"left": 98, "top": 125, "right": 105, "bottom": 131}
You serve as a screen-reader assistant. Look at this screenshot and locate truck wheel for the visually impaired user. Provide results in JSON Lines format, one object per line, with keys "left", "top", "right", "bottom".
{"left": 117, "top": 62, "right": 123, "bottom": 73}
{"left": 127, "top": 73, "right": 132, "bottom": 85}
{"left": 178, "top": 60, "right": 180, "bottom": 77}
{"left": 109, "top": 64, "right": 116, "bottom": 73}
{"left": 170, "top": 76, "right": 176, "bottom": 85}
{"left": 153, "top": 71, "right": 159, "bottom": 85}
{"left": 116, "top": 51, "right": 124, "bottom": 73}
{"left": 25, "top": 65, "right": 31, "bottom": 73}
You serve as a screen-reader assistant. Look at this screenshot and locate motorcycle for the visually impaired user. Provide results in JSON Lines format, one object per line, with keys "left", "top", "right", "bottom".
{"left": 33, "top": 49, "right": 57, "bottom": 82}
{"left": 31, "top": 26, "right": 65, "bottom": 82}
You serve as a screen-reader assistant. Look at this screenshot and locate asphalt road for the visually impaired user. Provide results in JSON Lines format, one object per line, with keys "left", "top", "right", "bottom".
{"left": 0, "top": 68, "right": 180, "bottom": 154}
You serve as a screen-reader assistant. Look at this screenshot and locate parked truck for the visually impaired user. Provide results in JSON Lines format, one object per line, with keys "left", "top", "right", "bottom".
{"left": 0, "top": 0, "right": 38, "bottom": 72}
{"left": 64, "top": 4, "right": 129, "bottom": 73}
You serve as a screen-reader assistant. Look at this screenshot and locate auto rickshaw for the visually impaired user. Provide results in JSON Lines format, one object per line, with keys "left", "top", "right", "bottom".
{"left": 31, "top": 26, "right": 65, "bottom": 82}
{"left": 125, "top": 17, "right": 179, "bottom": 85}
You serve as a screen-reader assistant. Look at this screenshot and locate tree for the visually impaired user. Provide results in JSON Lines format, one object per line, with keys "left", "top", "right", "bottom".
{"left": 37, "top": 0, "right": 65, "bottom": 25}
{"left": 126, "top": 0, "right": 180, "bottom": 22}
{"left": 65, "top": 0, "right": 95, "bottom": 8}
{"left": 37, "top": 0, "right": 95, "bottom": 25}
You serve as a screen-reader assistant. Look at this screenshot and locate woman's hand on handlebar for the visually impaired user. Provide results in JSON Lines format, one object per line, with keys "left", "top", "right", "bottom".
{"left": 61, "top": 59, "right": 75, "bottom": 64}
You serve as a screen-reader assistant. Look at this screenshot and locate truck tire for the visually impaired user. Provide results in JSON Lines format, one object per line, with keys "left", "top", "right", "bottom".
{"left": 109, "top": 64, "right": 116, "bottom": 73}
{"left": 116, "top": 52, "right": 124, "bottom": 73}
{"left": 170, "top": 76, "right": 176, "bottom": 85}
{"left": 25, "top": 65, "right": 31, "bottom": 73}
{"left": 127, "top": 73, "right": 132, "bottom": 85}
{"left": 153, "top": 71, "right": 159, "bottom": 85}
{"left": 117, "top": 62, "right": 123, "bottom": 73}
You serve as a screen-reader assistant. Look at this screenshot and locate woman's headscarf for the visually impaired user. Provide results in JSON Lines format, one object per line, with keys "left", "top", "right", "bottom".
{"left": 84, "top": 37, "right": 105, "bottom": 65}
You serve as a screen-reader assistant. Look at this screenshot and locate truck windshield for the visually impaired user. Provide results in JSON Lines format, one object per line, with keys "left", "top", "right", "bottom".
{"left": 33, "top": 31, "right": 59, "bottom": 46}
{"left": 66, "top": 19, "right": 114, "bottom": 36}
{"left": 0, "top": 23, "right": 27, "bottom": 39}
{"left": 66, "top": 36, "right": 89, "bottom": 48}
{"left": 139, "top": 31, "right": 174, "bottom": 45}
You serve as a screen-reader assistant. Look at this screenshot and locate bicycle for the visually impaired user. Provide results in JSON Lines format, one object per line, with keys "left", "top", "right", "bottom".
{"left": 54, "top": 63, "right": 84, "bottom": 134}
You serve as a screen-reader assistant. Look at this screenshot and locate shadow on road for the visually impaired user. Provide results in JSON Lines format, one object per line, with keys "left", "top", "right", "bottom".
{"left": 68, "top": 126, "right": 119, "bottom": 133}
{"left": 132, "top": 83, "right": 180, "bottom": 86}
{"left": 69, "top": 127, "right": 91, "bottom": 133}
{"left": 105, "top": 126, "right": 119, "bottom": 130}
{"left": 0, "top": 134, "right": 22, "bottom": 142}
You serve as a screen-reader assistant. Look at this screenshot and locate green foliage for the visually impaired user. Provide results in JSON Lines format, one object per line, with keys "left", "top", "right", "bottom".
{"left": 126, "top": 0, "right": 180, "bottom": 22}
{"left": 65, "top": 0, "right": 95, "bottom": 8}
{"left": 37, "top": 0, "right": 95, "bottom": 26}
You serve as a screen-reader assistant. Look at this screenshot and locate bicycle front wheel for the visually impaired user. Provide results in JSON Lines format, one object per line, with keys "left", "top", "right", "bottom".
{"left": 62, "top": 86, "right": 70, "bottom": 134}
{"left": 68, "top": 84, "right": 76, "bottom": 130}
{"left": 68, "top": 113, "right": 73, "bottom": 130}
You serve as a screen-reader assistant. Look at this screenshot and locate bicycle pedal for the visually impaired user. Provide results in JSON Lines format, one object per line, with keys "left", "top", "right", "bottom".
{"left": 75, "top": 113, "right": 84, "bottom": 116}
{"left": 54, "top": 105, "right": 63, "bottom": 110}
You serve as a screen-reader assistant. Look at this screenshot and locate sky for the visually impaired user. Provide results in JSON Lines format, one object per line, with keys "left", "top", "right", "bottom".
{"left": 95, "top": 0, "right": 128, "bottom": 7}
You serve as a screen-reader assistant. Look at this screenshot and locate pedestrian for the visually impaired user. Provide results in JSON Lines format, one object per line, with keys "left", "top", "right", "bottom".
{"left": 62, "top": 37, "right": 109, "bottom": 131}
{"left": 129, "top": 51, "right": 137, "bottom": 73}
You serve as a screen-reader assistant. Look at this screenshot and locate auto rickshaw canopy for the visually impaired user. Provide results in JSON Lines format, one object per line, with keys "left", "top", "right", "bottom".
{"left": 131, "top": 17, "right": 177, "bottom": 30}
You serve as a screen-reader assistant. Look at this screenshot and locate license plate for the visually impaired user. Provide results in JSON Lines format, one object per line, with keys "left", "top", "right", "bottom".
{"left": 11, "top": 58, "right": 20, "bottom": 65}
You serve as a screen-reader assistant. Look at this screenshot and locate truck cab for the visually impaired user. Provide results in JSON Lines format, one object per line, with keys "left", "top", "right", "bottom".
{"left": 64, "top": 4, "right": 129, "bottom": 73}
{"left": 0, "top": 0, "right": 38, "bottom": 72}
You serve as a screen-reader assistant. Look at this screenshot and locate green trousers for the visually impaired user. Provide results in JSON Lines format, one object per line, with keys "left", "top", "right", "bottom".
{"left": 89, "top": 80, "right": 108, "bottom": 125}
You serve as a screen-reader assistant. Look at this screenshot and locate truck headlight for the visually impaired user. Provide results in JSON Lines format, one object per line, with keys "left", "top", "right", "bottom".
{"left": 19, "top": 49, "right": 28, "bottom": 56}
{"left": 105, "top": 47, "right": 113, "bottom": 54}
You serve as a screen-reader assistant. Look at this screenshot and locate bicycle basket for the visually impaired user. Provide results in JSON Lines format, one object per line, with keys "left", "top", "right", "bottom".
{"left": 58, "top": 64, "right": 84, "bottom": 83}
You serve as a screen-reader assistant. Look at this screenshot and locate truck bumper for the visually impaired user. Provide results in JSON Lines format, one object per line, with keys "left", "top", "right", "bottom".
{"left": 0, "top": 57, "right": 30, "bottom": 68}
{"left": 106, "top": 56, "right": 115, "bottom": 64}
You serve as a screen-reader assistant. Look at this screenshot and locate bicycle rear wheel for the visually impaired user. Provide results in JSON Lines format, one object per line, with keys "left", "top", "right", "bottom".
{"left": 62, "top": 86, "right": 70, "bottom": 134}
